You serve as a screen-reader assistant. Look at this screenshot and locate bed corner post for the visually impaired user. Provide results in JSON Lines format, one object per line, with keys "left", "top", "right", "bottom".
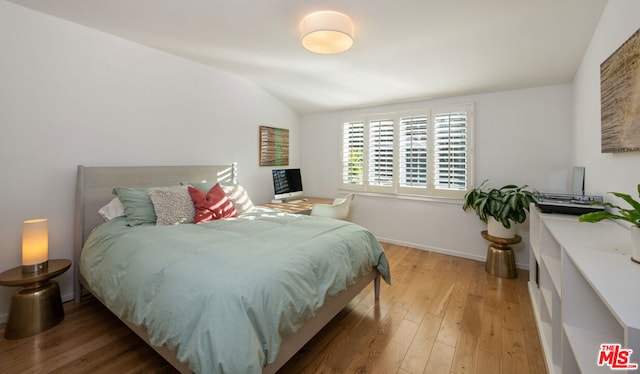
{"left": 73, "top": 165, "right": 85, "bottom": 303}
{"left": 374, "top": 272, "right": 381, "bottom": 300}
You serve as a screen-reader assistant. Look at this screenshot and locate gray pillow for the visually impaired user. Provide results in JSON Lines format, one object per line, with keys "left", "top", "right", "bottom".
{"left": 149, "top": 186, "right": 195, "bottom": 225}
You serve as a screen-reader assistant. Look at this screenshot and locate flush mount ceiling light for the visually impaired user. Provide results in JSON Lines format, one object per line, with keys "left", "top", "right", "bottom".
{"left": 300, "top": 11, "right": 354, "bottom": 54}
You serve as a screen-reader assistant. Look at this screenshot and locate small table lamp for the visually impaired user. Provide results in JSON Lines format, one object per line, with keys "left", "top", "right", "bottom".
{"left": 0, "top": 218, "right": 70, "bottom": 339}
{"left": 22, "top": 218, "right": 48, "bottom": 274}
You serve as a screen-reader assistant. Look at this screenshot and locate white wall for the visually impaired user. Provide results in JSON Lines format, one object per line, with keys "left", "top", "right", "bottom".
{"left": 573, "top": 0, "right": 640, "bottom": 199}
{"left": 0, "top": 1, "right": 300, "bottom": 322}
{"left": 301, "top": 84, "right": 574, "bottom": 268}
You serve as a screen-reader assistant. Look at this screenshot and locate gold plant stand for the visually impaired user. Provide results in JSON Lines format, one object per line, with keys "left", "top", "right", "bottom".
{"left": 481, "top": 231, "right": 521, "bottom": 279}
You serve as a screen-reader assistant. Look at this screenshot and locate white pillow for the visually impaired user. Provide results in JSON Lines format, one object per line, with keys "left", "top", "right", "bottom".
{"left": 149, "top": 186, "right": 195, "bottom": 225}
{"left": 98, "top": 197, "right": 125, "bottom": 221}
{"left": 220, "top": 183, "right": 255, "bottom": 215}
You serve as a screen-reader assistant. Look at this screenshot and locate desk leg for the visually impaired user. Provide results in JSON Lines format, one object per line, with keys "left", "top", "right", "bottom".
{"left": 5, "top": 280, "right": 64, "bottom": 339}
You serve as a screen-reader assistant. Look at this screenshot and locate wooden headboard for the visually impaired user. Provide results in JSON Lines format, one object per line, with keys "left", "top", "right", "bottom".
{"left": 73, "top": 164, "right": 237, "bottom": 302}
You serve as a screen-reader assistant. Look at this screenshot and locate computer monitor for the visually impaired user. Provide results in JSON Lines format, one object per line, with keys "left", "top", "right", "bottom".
{"left": 272, "top": 168, "right": 304, "bottom": 201}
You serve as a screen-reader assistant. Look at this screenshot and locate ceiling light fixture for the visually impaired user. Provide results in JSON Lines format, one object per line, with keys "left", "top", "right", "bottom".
{"left": 300, "top": 11, "right": 354, "bottom": 55}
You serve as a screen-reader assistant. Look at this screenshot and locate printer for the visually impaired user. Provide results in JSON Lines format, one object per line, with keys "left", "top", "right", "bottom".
{"left": 534, "top": 192, "right": 604, "bottom": 215}
{"left": 534, "top": 166, "right": 604, "bottom": 216}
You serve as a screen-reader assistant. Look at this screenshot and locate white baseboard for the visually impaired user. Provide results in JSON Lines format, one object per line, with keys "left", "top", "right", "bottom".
{"left": 376, "top": 236, "right": 529, "bottom": 270}
{"left": 61, "top": 292, "right": 74, "bottom": 303}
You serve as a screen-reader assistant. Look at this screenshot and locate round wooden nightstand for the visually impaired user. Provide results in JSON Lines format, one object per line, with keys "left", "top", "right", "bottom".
{"left": 481, "top": 231, "right": 521, "bottom": 279}
{"left": 0, "top": 259, "right": 71, "bottom": 339}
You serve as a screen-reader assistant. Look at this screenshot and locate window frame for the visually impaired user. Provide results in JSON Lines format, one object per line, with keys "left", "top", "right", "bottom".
{"left": 340, "top": 103, "right": 474, "bottom": 199}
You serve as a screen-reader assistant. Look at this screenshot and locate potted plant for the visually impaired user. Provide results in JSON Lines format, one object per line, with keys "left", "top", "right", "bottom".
{"left": 463, "top": 180, "right": 536, "bottom": 238}
{"left": 578, "top": 184, "right": 640, "bottom": 263}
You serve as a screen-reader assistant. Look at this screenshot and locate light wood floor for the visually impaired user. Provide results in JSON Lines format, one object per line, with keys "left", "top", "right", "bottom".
{"left": 0, "top": 243, "right": 546, "bottom": 373}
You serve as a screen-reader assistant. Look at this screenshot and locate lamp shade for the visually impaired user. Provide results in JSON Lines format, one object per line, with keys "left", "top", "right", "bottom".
{"left": 301, "top": 11, "right": 354, "bottom": 54}
{"left": 22, "top": 219, "right": 48, "bottom": 270}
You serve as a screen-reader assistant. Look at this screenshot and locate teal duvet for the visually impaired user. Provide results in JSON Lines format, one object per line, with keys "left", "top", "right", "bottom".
{"left": 80, "top": 209, "right": 390, "bottom": 374}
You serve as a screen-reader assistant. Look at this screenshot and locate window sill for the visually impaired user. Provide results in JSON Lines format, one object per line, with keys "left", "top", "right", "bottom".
{"left": 339, "top": 190, "right": 464, "bottom": 205}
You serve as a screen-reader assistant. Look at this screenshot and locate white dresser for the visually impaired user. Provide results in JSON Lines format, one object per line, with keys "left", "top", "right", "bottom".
{"left": 528, "top": 203, "right": 640, "bottom": 373}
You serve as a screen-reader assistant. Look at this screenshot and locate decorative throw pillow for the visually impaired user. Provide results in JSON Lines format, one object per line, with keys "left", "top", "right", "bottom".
{"left": 112, "top": 187, "right": 157, "bottom": 226}
{"left": 183, "top": 180, "right": 255, "bottom": 216}
{"left": 183, "top": 180, "right": 214, "bottom": 192}
{"left": 220, "top": 182, "right": 255, "bottom": 215}
{"left": 98, "top": 197, "right": 125, "bottom": 221}
{"left": 188, "top": 184, "right": 238, "bottom": 223}
{"left": 149, "top": 186, "right": 195, "bottom": 225}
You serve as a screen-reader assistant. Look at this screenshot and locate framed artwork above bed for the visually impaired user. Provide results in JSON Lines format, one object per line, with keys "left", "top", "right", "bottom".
{"left": 600, "top": 26, "right": 640, "bottom": 153}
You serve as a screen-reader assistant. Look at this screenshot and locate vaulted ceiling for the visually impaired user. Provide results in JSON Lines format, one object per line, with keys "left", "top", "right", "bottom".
{"left": 9, "top": 0, "right": 609, "bottom": 114}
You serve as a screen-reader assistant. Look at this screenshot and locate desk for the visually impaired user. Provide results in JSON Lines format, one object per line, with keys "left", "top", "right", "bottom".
{"left": 0, "top": 259, "right": 71, "bottom": 339}
{"left": 260, "top": 197, "right": 333, "bottom": 214}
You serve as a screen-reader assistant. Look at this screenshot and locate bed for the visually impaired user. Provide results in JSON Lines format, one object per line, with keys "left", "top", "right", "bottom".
{"left": 73, "top": 164, "right": 390, "bottom": 374}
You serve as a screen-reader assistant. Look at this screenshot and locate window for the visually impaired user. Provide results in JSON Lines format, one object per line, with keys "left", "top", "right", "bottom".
{"left": 342, "top": 121, "right": 364, "bottom": 187}
{"left": 434, "top": 112, "right": 469, "bottom": 192}
{"left": 399, "top": 114, "right": 428, "bottom": 190}
{"left": 341, "top": 103, "right": 474, "bottom": 199}
{"left": 367, "top": 117, "right": 394, "bottom": 192}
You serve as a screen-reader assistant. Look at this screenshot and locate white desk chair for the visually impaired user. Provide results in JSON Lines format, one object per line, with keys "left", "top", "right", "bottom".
{"left": 310, "top": 193, "right": 355, "bottom": 220}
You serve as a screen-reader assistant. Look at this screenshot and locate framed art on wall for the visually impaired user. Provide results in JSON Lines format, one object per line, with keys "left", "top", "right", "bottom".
{"left": 600, "top": 27, "right": 640, "bottom": 153}
{"left": 259, "top": 126, "right": 289, "bottom": 166}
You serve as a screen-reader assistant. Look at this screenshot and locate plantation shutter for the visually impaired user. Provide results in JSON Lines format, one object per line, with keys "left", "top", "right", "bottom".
{"left": 399, "top": 114, "right": 428, "bottom": 193}
{"left": 341, "top": 121, "right": 365, "bottom": 189}
{"left": 339, "top": 103, "right": 473, "bottom": 198}
{"left": 368, "top": 118, "right": 395, "bottom": 192}
{"left": 433, "top": 110, "right": 469, "bottom": 194}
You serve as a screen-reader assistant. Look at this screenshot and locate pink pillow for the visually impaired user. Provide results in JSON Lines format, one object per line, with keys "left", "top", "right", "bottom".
{"left": 188, "top": 184, "right": 238, "bottom": 223}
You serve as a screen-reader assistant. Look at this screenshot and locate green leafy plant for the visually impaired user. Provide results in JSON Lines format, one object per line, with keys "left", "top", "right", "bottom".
{"left": 578, "top": 184, "right": 640, "bottom": 228}
{"left": 462, "top": 180, "right": 536, "bottom": 228}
